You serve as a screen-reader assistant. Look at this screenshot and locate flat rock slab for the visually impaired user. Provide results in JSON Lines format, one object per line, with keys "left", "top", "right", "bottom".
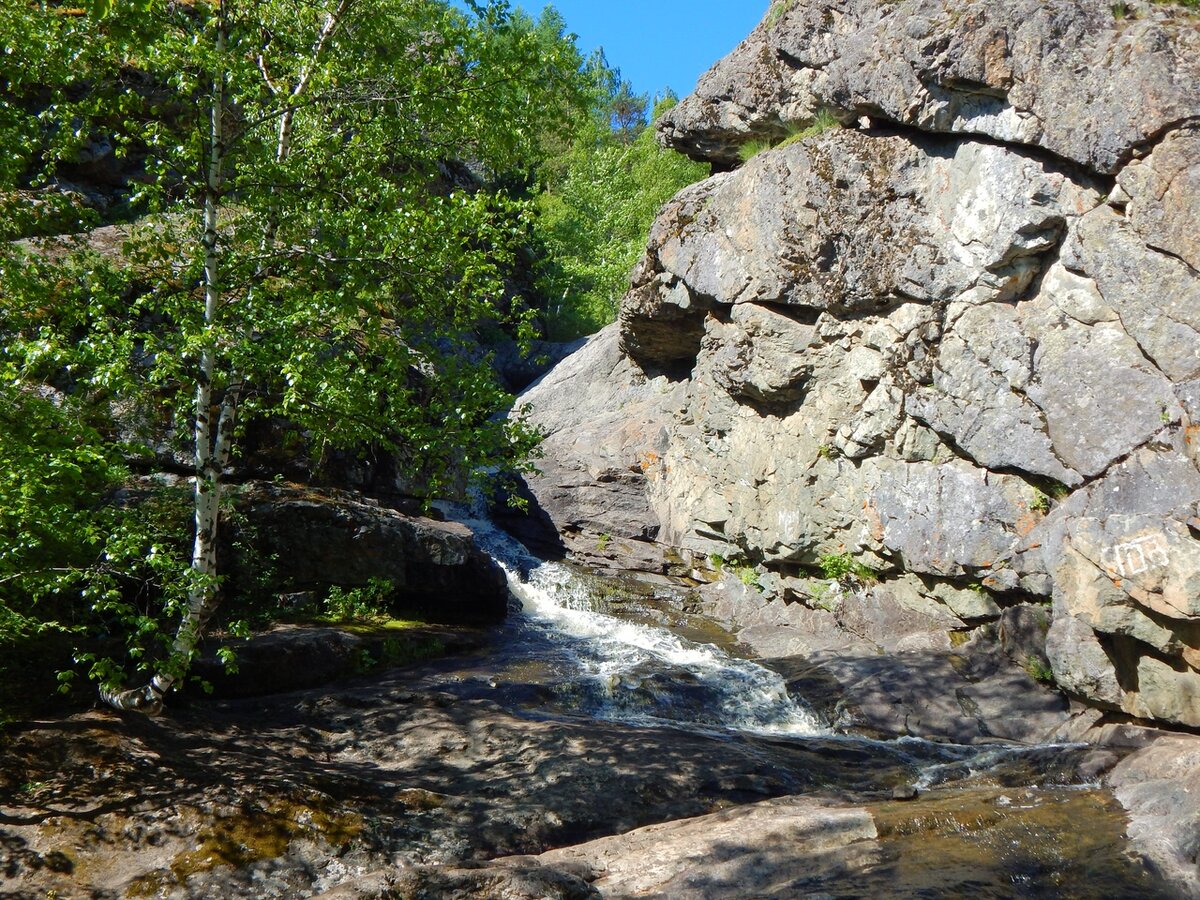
{"left": 528, "top": 794, "right": 877, "bottom": 898}
{"left": 331, "top": 786, "right": 1173, "bottom": 899}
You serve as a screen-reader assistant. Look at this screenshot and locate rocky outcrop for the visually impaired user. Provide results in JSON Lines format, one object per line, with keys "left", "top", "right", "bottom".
{"left": 515, "top": 0, "right": 1200, "bottom": 733}
{"left": 232, "top": 482, "right": 509, "bottom": 622}
{"left": 658, "top": 0, "right": 1200, "bottom": 175}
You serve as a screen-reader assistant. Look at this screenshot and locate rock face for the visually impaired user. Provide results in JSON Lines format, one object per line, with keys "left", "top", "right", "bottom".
{"left": 658, "top": 0, "right": 1200, "bottom": 175}
{"left": 233, "top": 483, "right": 508, "bottom": 622}
{"left": 516, "top": 0, "right": 1200, "bottom": 732}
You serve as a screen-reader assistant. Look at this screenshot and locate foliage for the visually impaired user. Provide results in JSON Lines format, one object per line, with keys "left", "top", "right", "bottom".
{"left": 733, "top": 563, "right": 760, "bottom": 588}
{"left": 739, "top": 110, "right": 842, "bottom": 163}
{"left": 533, "top": 93, "right": 708, "bottom": 339}
{"left": 817, "top": 552, "right": 879, "bottom": 584}
{"left": 1025, "top": 655, "right": 1056, "bottom": 685}
{"left": 322, "top": 579, "right": 396, "bottom": 622}
{"left": 765, "top": 0, "right": 797, "bottom": 28}
{"left": 0, "top": 0, "right": 588, "bottom": 704}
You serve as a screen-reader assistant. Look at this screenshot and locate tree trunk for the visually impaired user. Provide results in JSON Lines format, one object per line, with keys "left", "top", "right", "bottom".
{"left": 101, "top": 0, "right": 353, "bottom": 715}
{"left": 103, "top": 11, "right": 230, "bottom": 714}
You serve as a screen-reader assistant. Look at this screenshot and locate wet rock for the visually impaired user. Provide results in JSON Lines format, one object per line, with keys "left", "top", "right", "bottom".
{"left": 781, "top": 646, "right": 1069, "bottom": 744}
{"left": 1108, "top": 734, "right": 1200, "bottom": 897}
{"left": 311, "top": 862, "right": 600, "bottom": 900}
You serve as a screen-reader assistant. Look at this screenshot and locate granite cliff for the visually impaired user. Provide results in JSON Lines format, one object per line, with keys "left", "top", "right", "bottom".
{"left": 515, "top": 0, "right": 1200, "bottom": 735}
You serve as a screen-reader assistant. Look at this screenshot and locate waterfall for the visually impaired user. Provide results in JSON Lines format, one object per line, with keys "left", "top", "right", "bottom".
{"left": 447, "top": 506, "right": 826, "bottom": 737}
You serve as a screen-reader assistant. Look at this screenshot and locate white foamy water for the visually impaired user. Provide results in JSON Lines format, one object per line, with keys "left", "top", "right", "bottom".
{"left": 454, "top": 510, "right": 826, "bottom": 737}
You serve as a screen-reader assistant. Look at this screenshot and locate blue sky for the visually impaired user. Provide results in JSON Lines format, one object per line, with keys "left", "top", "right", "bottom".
{"left": 450, "top": 2, "right": 768, "bottom": 101}
{"left": 523, "top": 2, "right": 768, "bottom": 100}
{"left": 450, "top": 2, "right": 768, "bottom": 100}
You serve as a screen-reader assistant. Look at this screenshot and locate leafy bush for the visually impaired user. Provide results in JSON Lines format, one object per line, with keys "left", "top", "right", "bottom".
{"left": 322, "top": 579, "right": 396, "bottom": 622}
{"left": 534, "top": 94, "right": 708, "bottom": 339}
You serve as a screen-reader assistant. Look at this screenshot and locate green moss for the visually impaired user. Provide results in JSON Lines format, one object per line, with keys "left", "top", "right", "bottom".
{"left": 1046, "top": 481, "right": 1071, "bottom": 500}
{"left": 808, "top": 579, "right": 838, "bottom": 611}
{"left": 325, "top": 616, "right": 429, "bottom": 635}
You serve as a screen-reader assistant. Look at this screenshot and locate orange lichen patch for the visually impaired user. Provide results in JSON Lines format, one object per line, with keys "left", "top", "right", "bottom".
{"left": 863, "top": 498, "right": 885, "bottom": 542}
{"left": 1015, "top": 509, "right": 1040, "bottom": 538}
{"left": 1185, "top": 424, "right": 1199, "bottom": 446}
{"left": 637, "top": 450, "right": 660, "bottom": 472}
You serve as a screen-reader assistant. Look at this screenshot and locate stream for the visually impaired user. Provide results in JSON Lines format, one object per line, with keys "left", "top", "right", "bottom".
{"left": 418, "top": 509, "right": 1179, "bottom": 898}
{"left": 0, "top": 514, "right": 1180, "bottom": 899}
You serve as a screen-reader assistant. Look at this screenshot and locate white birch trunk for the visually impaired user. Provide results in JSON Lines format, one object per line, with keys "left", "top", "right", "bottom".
{"left": 104, "top": 13, "right": 230, "bottom": 714}
{"left": 103, "top": 0, "right": 353, "bottom": 714}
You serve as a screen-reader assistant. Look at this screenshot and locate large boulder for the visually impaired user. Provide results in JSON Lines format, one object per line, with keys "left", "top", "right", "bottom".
{"left": 514, "top": 0, "right": 1200, "bottom": 732}
{"left": 233, "top": 483, "right": 508, "bottom": 622}
{"left": 658, "top": 0, "right": 1200, "bottom": 175}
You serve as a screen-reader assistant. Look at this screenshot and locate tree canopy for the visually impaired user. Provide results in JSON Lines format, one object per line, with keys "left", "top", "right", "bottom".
{"left": 0, "top": 0, "right": 593, "bottom": 711}
{"left": 0, "top": 0, "right": 709, "bottom": 717}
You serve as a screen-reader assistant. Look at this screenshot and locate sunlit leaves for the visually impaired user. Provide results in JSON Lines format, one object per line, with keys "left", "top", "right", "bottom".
{"left": 534, "top": 94, "right": 708, "bottom": 339}
{"left": 0, "top": 0, "right": 587, "bottom": 702}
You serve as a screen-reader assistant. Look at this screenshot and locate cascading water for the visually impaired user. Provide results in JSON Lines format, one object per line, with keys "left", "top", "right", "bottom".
{"left": 450, "top": 507, "right": 825, "bottom": 737}
{"left": 436, "top": 505, "right": 1110, "bottom": 792}
{"left": 418, "top": 507, "right": 1176, "bottom": 896}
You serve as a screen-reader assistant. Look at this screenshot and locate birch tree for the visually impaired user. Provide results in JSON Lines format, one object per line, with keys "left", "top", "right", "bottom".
{"left": 0, "top": 0, "right": 586, "bottom": 712}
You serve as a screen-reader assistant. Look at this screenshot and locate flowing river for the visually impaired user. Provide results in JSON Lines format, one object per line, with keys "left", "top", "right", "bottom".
{"left": 418, "top": 507, "right": 1178, "bottom": 898}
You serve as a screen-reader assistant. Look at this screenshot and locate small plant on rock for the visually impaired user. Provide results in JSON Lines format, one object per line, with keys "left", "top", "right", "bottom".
{"left": 322, "top": 579, "right": 395, "bottom": 622}
{"left": 1025, "top": 656, "right": 1056, "bottom": 685}
{"left": 778, "top": 109, "right": 841, "bottom": 147}
{"left": 818, "top": 552, "right": 878, "bottom": 584}
{"left": 734, "top": 564, "right": 761, "bottom": 589}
